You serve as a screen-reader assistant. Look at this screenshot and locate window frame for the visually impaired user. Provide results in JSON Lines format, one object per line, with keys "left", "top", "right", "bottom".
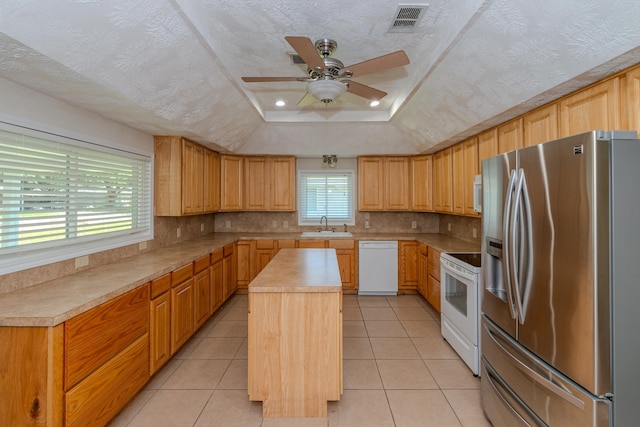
{"left": 297, "top": 169, "right": 356, "bottom": 227}
{"left": 0, "top": 120, "right": 153, "bottom": 275}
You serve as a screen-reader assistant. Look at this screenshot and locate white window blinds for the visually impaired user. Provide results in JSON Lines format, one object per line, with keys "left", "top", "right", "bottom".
{"left": 0, "top": 124, "right": 151, "bottom": 272}
{"left": 299, "top": 171, "right": 354, "bottom": 225}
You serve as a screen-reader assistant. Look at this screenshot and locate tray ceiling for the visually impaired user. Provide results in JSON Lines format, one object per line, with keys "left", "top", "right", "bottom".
{"left": 1, "top": 0, "right": 639, "bottom": 156}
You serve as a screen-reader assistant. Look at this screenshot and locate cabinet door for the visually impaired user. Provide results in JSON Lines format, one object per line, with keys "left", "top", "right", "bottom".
{"left": 433, "top": 148, "right": 453, "bottom": 213}
{"left": 270, "top": 156, "right": 296, "bottom": 211}
{"left": 559, "top": 78, "right": 620, "bottom": 137}
{"left": 452, "top": 143, "right": 465, "bottom": 215}
{"left": 523, "top": 104, "right": 558, "bottom": 147}
{"left": 478, "top": 129, "right": 498, "bottom": 173}
{"left": 255, "top": 240, "right": 275, "bottom": 276}
{"left": 244, "top": 157, "right": 268, "bottom": 210}
{"left": 498, "top": 117, "right": 523, "bottom": 154}
{"left": 462, "top": 138, "right": 480, "bottom": 216}
{"left": 410, "top": 155, "right": 433, "bottom": 211}
{"left": 427, "top": 274, "right": 441, "bottom": 313}
{"left": 328, "top": 240, "right": 356, "bottom": 291}
{"left": 627, "top": 66, "right": 640, "bottom": 134}
{"left": 418, "top": 244, "right": 428, "bottom": 299}
{"left": 194, "top": 268, "right": 211, "bottom": 330}
{"left": 236, "top": 240, "right": 253, "bottom": 291}
{"left": 398, "top": 241, "right": 419, "bottom": 291}
{"left": 384, "top": 157, "right": 410, "bottom": 210}
{"left": 220, "top": 155, "right": 243, "bottom": 211}
{"left": 150, "top": 292, "right": 171, "bottom": 374}
{"left": 182, "top": 139, "right": 204, "bottom": 214}
{"left": 171, "top": 278, "right": 194, "bottom": 354}
{"left": 211, "top": 251, "right": 224, "bottom": 312}
{"left": 204, "top": 149, "right": 220, "bottom": 212}
{"left": 358, "top": 157, "right": 384, "bottom": 210}
{"left": 223, "top": 244, "right": 237, "bottom": 300}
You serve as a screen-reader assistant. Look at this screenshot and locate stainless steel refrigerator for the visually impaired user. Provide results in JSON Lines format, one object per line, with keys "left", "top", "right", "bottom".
{"left": 480, "top": 130, "right": 640, "bottom": 426}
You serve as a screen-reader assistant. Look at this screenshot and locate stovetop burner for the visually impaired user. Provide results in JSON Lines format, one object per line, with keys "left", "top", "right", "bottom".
{"left": 446, "top": 252, "right": 482, "bottom": 268}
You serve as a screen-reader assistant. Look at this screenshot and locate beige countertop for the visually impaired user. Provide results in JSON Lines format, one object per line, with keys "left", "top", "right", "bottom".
{"left": 249, "top": 248, "right": 342, "bottom": 293}
{"left": 0, "top": 232, "right": 479, "bottom": 327}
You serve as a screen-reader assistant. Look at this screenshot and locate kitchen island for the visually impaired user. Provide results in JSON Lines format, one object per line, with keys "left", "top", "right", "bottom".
{"left": 248, "top": 248, "right": 343, "bottom": 418}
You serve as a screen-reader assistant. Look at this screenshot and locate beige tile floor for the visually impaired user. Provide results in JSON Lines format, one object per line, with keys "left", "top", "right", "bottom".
{"left": 109, "top": 294, "right": 491, "bottom": 427}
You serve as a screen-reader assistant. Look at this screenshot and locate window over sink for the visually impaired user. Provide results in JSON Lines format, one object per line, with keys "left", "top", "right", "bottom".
{"left": 298, "top": 169, "right": 355, "bottom": 227}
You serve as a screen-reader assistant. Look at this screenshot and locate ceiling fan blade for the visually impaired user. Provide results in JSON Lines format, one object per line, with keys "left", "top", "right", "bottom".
{"left": 345, "top": 80, "right": 387, "bottom": 100}
{"left": 297, "top": 92, "right": 316, "bottom": 107}
{"left": 285, "top": 36, "right": 325, "bottom": 71}
{"left": 345, "top": 50, "right": 410, "bottom": 77}
{"left": 242, "top": 77, "right": 305, "bottom": 82}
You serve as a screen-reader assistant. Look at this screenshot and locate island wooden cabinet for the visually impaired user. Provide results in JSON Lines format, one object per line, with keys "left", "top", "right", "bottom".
{"left": 154, "top": 136, "right": 220, "bottom": 216}
{"left": 358, "top": 156, "right": 410, "bottom": 211}
{"left": 410, "top": 155, "right": 433, "bottom": 211}
{"left": 426, "top": 247, "right": 441, "bottom": 312}
{"left": 398, "top": 240, "right": 419, "bottom": 292}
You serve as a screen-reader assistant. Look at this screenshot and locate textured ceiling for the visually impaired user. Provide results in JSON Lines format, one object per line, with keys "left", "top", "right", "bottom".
{"left": 1, "top": 0, "right": 639, "bottom": 156}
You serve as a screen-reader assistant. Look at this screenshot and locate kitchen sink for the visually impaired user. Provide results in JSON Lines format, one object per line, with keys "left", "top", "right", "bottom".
{"left": 300, "top": 231, "right": 353, "bottom": 238}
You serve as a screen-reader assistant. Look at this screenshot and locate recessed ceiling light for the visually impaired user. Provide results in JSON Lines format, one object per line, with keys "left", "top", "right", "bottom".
{"left": 275, "top": 100, "right": 286, "bottom": 107}
{"left": 369, "top": 100, "right": 380, "bottom": 107}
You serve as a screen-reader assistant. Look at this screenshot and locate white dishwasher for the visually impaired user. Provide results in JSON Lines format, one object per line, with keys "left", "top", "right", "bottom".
{"left": 358, "top": 241, "right": 398, "bottom": 296}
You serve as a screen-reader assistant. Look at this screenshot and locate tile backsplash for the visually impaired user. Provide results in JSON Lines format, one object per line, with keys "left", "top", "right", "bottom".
{"left": 0, "top": 211, "right": 480, "bottom": 295}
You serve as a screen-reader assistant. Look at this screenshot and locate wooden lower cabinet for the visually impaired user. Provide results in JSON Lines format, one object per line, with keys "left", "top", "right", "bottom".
{"left": 417, "top": 243, "right": 428, "bottom": 299}
{"left": 236, "top": 240, "right": 253, "bottom": 291}
{"left": 328, "top": 239, "right": 357, "bottom": 293}
{"left": 255, "top": 240, "right": 276, "bottom": 275}
{"left": 211, "top": 248, "right": 224, "bottom": 312}
{"left": 223, "top": 243, "right": 237, "bottom": 299}
{"left": 426, "top": 247, "right": 441, "bottom": 312}
{"left": 150, "top": 291, "right": 171, "bottom": 374}
{"left": 171, "top": 264, "right": 195, "bottom": 354}
{"left": 398, "top": 240, "right": 419, "bottom": 292}
{"left": 194, "top": 255, "right": 212, "bottom": 330}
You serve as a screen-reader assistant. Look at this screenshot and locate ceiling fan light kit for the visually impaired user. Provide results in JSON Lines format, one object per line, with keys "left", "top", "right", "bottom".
{"left": 242, "top": 36, "right": 409, "bottom": 106}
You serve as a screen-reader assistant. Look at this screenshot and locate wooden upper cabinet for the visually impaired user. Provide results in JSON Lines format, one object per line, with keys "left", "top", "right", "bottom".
{"left": 270, "top": 156, "right": 296, "bottom": 211}
{"left": 410, "top": 155, "right": 433, "bottom": 211}
{"left": 244, "top": 156, "right": 295, "bottom": 211}
{"left": 452, "top": 143, "right": 464, "bottom": 215}
{"left": 559, "top": 78, "right": 620, "bottom": 137}
{"left": 478, "top": 128, "right": 498, "bottom": 172}
{"left": 384, "top": 157, "right": 410, "bottom": 210}
{"left": 453, "top": 138, "right": 479, "bottom": 216}
{"left": 220, "top": 154, "right": 244, "bottom": 211}
{"left": 523, "top": 104, "right": 558, "bottom": 147}
{"left": 204, "top": 149, "right": 220, "bottom": 212}
{"left": 627, "top": 66, "right": 640, "bottom": 134}
{"left": 358, "top": 156, "right": 384, "bottom": 210}
{"left": 433, "top": 148, "right": 453, "bottom": 213}
{"left": 244, "top": 157, "right": 269, "bottom": 211}
{"left": 498, "top": 117, "right": 523, "bottom": 154}
{"left": 154, "top": 136, "right": 219, "bottom": 216}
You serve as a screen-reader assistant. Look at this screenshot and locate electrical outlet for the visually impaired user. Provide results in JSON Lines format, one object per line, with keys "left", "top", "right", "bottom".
{"left": 473, "top": 227, "right": 477, "bottom": 238}
{"left": 447, "top": 223, "right": 452, "bottom": 232}
{"left": 283, "top": 220, "right": 288, "bottom": 228}
{"left": 272, "top": 220, "right": 277, "bottom": 228}
{"left": 411, "top": 220, "right": 417, "bottom": 229}
{"left": 75, "top": 255, "right": 89, "bottom": 269}
{"left": 365, "top": 219, "right": 370, "bottom": 228}
{"left": 139, "top": 241, "right": 147, "bottom": 251}
{"left": 176, "top": 227, "right": 181, "bottom": 238}
{"left": 200, "top": 223, "right": 205, "bottom": 232}
{"left": 225, "top": 220, "right": 231, "bottom": 229}
{"left": 365, "top": 212, "right": 370, "bottom": 219}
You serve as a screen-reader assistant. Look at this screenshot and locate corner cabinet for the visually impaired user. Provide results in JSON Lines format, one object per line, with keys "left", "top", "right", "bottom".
{"left": 154, "top": 136, "right": 220, "bottom": 216}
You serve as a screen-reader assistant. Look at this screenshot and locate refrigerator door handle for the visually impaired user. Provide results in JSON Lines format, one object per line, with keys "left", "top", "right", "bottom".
{"left": 512, "top": 169, "right": 533, "bottom": 324}
{"left": 503, "top": 169, "right": 518, "bottom": 320}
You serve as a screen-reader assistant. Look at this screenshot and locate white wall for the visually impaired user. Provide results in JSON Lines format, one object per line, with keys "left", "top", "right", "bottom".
{"left": 0, "top": 77, "right": 153, "bottom": 154}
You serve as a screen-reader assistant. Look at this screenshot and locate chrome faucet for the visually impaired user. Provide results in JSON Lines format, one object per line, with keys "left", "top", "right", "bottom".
{"left": 320, "top": 215, "right": 328, "bottom": 231}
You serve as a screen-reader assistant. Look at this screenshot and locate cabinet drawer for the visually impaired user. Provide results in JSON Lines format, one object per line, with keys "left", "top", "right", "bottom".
{"left": 328, "top": 239, "right": 354, "bottom": 249}
{"left": 427, "top": 247, "right": 441, "bottom": 280}
{"left": 194, "top": 254, "right": 210, "bottom": 274}
{"left": 65, "top": 334, "right": 149, "bottom": 427}
{"left": 255, "top": 239, "right": 274, "bottom": 249}
{"left": 64, "top": 285, "right": 148, "bottom": 390}
{"left": 150, "top": 273, "right": 171, "bottom": 299}
{"left": 223, "top": 244, "right": 234, "bottom": 257}
{"left": 211, "top": 248, "right": 223, "bottom": 263}
{"left": 172, "top": 263, "right": 193, "bottom": 286}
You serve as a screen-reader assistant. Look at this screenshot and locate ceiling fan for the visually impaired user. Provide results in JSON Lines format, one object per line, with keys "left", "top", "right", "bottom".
{"left": 241, "top": 36, "right": 410, "bottom": 106}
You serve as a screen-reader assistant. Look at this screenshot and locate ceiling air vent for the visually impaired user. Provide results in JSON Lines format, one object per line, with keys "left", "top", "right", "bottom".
{"left": 289, "top": 53, "right": 306, "bottom": 65}
{"left": 388, "top": 4, "right": 428, "bottom": 33}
